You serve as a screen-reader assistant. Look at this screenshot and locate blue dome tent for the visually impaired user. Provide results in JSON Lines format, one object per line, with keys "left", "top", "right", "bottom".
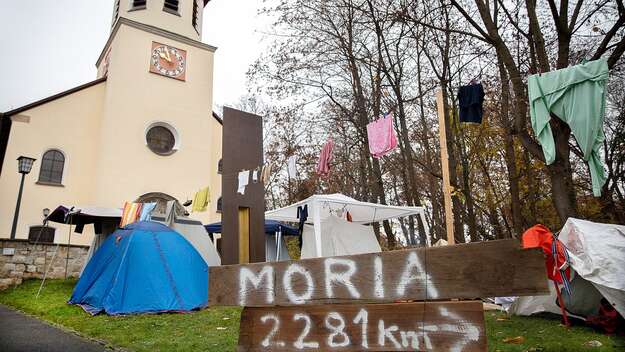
{"left": 69, "top": 221, "right": 208, "bottom": 315}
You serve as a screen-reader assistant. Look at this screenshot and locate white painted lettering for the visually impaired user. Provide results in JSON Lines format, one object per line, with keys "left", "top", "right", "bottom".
{"left": 293, "top": 313, "right": 319, "bottom": 349}
{"left": 374, "top": 256, "right": 384, "bottom": 298}
{"left": 283, "top": 264, "right": 314, "bottom": 304}
{"left": 239, "top": 266, "right": 274, "bottom": 306}
{"left": 396, "top": 252, "right": 439, "bottom": 299}
{"left": 260, "top": 314, "right": 280, "bottom": 347}
{"left": 400, "top": 330, "right": 419, "bottom": 349}
{"left": 325, "top": 312, "right": 350, "bottom": 347}
{"left": 353, "top": 308, "right": 369, "bottom": 348}
{"left": 377, "top": 320, "right": 401, "bottom": 348}
{"left": 324, "top": 258, "right": 361, "bottom": 299}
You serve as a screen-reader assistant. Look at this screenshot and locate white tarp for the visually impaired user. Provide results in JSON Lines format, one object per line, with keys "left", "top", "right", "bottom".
{"left": 153, "top": 201, "right": 221, "bottom": 267}
{"left": 300, "top": 216, "right": 381, "bottom": 258}
{"left": 511, "top": 218, "right": 625, "bottom": 318}
{"left": 558, "top": 218, "right": 625, "bottom": 316}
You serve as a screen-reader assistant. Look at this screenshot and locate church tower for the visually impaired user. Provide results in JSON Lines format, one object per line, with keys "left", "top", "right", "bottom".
{"left": 0, "top": 0, "right": 221, "bottom": 247}
{"left": 111, "top": 0, "right": 205, "bottom": 41}
{"left": 92, "top": 0, "right": 222, "bottom": 221}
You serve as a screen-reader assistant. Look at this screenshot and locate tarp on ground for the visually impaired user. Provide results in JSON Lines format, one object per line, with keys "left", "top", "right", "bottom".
{"left": 68, "top": 221, "right": 208, "bottom": 315}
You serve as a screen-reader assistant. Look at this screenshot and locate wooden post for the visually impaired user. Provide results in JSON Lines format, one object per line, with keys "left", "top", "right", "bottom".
{"left": 435, "top": 89, "right": 455, "bottom": 245}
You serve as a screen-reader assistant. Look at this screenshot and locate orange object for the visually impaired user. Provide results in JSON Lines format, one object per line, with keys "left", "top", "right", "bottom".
{"left": 521, "top": 224, "right": 570, "bottom": 284}
{"left": 120, "top": 202, "right": 143, "bottom": 228}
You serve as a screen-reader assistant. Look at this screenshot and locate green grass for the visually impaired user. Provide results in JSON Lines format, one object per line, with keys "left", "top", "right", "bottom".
{"left": 0, "top": 279, "right": 241, "bottom": 351}
{"left": 1, "top": 279, "right": 623, "bottom": 351}
{"left": 485, "top": 311, "right": 624, "bottom": 351}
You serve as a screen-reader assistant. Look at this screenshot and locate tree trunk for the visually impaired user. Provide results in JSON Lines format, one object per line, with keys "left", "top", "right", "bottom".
{"left": 498, "top": 60, "right": 524, "bottom": 236}
{"left": 546, "top": 117, "right": 578, "bottom": 223}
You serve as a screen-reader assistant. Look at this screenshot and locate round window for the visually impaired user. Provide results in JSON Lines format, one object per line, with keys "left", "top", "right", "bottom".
{"left": 146, "top": 125, "right": 176, "bottom": 155}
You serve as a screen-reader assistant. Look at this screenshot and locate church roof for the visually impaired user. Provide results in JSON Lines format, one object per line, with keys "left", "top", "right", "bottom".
{"left": 2, "top": 78, "right": 108, "bottom": 118}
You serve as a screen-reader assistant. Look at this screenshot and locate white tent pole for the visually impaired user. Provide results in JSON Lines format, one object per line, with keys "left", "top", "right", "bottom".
{"left": 276, "top": 229, "right": 282, "bottom": 261}
{"left": 420, "top": 209, "right": 430, "bottom": 246}
{"left": 313, "top": 199, "right": 322, "bottom": 257}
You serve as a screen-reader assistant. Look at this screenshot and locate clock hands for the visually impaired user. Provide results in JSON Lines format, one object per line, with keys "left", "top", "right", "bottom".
{"left": 164, "top": 48, "right": 172, "bottom": 62}
{"left": 158, "top": 48, "right": 172, "bottom": 63}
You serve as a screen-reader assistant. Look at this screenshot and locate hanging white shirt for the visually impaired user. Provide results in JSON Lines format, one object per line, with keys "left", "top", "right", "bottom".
{"left": 287, "top": 155, "right": 297, "bottom": 178}
{"left": 238, "top": 170, "right": 250, "bottom": 194}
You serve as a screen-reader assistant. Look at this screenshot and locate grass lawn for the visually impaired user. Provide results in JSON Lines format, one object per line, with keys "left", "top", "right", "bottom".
{"left": 1, "top": 279, "right": 623, "bottom": 351}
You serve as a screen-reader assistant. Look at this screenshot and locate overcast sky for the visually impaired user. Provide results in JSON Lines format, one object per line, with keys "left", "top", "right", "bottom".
{"left": 0, "top": 0, "right": 269, "bottom": 112}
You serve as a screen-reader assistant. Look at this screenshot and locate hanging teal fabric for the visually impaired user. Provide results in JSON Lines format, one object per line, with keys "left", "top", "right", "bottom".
{"left": 528, "top": 59, "right": 609, "bottom": 196}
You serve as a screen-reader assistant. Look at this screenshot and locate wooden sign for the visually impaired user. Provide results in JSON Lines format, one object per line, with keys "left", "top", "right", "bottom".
{"left": 238, "top": 301, "right": 486, "bottom": 351}
{"left": 209, "top": 239, "right": 548, "bottom": 307}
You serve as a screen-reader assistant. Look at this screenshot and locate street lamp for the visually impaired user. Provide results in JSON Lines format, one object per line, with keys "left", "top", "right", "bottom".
{"left": 10, "top": 156, "right": 36, "bottom": 240}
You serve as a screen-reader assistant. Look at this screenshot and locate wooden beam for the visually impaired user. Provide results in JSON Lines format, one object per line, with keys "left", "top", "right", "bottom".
{"left": 238, "top": 301, "right": 486, "bottom": 351}
{"left": 436, "top": 89, "right": 455, "bottom": 244}
{"left": 209, "top": 239, "right": 548, "bottom": 307}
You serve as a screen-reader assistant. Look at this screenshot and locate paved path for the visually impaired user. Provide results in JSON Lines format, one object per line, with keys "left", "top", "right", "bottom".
{"left": 0, "top": 304, "right": 108, "bottom": 352}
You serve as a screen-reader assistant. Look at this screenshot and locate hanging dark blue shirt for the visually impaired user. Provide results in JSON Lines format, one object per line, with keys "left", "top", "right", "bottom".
{"left": 296, "top": 205, "right": 308, "bottom": 249}
{"left": 458, "top": 83, "right": 485, "bottom": 123}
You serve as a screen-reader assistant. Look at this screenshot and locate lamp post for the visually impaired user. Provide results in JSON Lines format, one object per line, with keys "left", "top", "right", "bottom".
{"left": 10, "top": 156, "right": 36, "bottom": 240}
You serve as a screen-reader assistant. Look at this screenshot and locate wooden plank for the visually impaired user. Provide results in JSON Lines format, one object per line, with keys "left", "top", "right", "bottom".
{"left": 238, "top": 301, "right": 486, "bottom": 351}
{"left": 239, "top": 207, "right": 250, "bottom": 264}
{"left": 435, "top": 89, "right": 455, "bottom": 245}
{"left": 209, "top": 239, "right": 548, "bottom": 307}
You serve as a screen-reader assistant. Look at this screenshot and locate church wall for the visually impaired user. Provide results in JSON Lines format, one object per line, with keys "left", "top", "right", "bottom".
{"left": 0, "top": 83, "right": 106, "bottom": 246}
{"left": 93, "top": 23, "right": 221, "bottom": 225}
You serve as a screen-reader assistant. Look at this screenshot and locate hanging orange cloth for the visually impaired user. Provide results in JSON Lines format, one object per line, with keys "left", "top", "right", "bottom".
{"left": 521, "top": 224, "right": 570, "bottom": 284}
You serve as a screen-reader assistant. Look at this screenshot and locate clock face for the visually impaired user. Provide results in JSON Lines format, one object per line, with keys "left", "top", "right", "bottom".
{"left": 149, "top": 42, "right": 186, "bottom": 81}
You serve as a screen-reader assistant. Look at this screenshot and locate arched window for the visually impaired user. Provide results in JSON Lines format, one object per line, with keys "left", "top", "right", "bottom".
{"left": 38, "top": 150, "right": 65, "bottom": 184}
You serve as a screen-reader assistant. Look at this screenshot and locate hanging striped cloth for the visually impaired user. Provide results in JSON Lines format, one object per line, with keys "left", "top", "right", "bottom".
{"left": 120, "top": 202, "right": 143, "bottom": 228}
{"left": 551, "top": 234, "right": 572, "bottom": 296}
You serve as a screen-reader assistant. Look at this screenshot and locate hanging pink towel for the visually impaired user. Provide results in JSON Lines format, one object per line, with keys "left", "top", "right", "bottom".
{"left": 367, "top": 112, "right": 397, "bottom": 158}
{"left": 316, "top": 138, "right": 334, "bottom": 176}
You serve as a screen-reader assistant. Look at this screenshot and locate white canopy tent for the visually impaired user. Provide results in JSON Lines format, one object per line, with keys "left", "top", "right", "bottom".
{"left": 265, "top": 193, "right": 428, "bottom": 257}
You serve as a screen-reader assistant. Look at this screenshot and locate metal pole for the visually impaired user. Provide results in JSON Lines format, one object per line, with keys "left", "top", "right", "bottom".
{"left": 64, "top": 215, "right": 72, "bottom": 279}
{"left": 10, "top": 173, "right": 26, "bottom": 240}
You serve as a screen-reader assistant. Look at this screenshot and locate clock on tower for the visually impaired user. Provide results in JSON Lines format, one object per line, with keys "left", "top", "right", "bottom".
{"left": 149, "top": 41, "right": 187, "bottom": 81}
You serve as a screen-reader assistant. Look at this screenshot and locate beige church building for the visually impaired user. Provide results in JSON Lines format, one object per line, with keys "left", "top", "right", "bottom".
{"left": 0, "top": 0, "right": 222, "bottom": 246}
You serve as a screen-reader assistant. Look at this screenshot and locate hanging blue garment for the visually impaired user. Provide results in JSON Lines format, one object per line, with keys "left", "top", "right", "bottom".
{"left": 458, "top": 83, "right": 485, "bottom": 123}
{"left": 139, "top": 202, "right": 157, "bottom": 221}
{"left": 69, "top": 221, "right": 208, "bottom": 315}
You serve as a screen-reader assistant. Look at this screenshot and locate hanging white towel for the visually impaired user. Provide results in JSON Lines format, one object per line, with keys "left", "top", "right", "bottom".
{"left": 238, "top": 170, "right": 250, "bottom": 194}
{"left": 287, "top": 155, "right": 297, "bottom": 178}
